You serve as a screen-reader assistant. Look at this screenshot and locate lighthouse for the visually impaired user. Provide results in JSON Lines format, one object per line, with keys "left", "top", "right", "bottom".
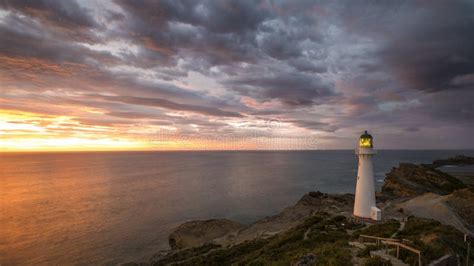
{"left": 353, "top": 130, "right": 382, "bottom": 221}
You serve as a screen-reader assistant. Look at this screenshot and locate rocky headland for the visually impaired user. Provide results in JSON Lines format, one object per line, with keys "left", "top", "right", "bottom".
{"left": 381, "top": 163, "right": 466, "bottom": 198}
{"left": 131, "top": 155, "right": 474, "bottom": 266}
{"left": 431, "top": 155, "right": 474, "bottom": 167}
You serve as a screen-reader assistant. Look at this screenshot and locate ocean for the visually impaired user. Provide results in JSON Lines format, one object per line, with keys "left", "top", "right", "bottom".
{"left": 1, "top": 150, "right": 473, "bottom": 264}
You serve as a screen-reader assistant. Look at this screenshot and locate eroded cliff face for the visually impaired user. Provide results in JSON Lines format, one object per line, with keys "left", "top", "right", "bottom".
{"left": 381, "top": 163, "right": 466, "bottom": 197}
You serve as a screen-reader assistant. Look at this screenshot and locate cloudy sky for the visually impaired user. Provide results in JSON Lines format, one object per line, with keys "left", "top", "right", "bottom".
{"left": 0, "top": 0, "right": 473, "bottom": 150}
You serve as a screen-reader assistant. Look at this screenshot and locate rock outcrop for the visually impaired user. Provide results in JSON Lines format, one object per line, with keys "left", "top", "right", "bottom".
{"left": 381, "top": 163, "right": 466, "bottom": 197}
{"left": 432, "top": 155, "right": 474, "bottom": 167}
{"left": 168, "top": 219, "right": 244, "bottom": 250}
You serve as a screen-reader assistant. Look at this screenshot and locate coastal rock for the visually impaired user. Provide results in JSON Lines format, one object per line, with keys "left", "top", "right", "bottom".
{"left": 381, "top": 163, "right": 465, "bottom": 197}
{"left": 432, "top": 155, "right": 474, "bottom": 167}
{"left": 168, "top": 219, "right": 244, "bottom": 250}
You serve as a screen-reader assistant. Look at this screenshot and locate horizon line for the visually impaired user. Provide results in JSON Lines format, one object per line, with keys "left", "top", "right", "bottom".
{"left": 1, "top": 148, "right": 473, "bottom": 154}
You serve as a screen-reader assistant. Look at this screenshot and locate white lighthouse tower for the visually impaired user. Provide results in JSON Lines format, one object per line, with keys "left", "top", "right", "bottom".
{"left": 353, "top": 130, "right": 382, "bottom": 221}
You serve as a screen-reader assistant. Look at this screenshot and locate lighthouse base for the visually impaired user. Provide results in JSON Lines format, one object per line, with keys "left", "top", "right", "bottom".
{"left": 352, "top": 214, "right": 378, "bottom": 223}
{"left": 371, "top": 206, "right": 382, "bottom": 221}
{"left": 352, "top": 206, "right": 383, "bottom": 222}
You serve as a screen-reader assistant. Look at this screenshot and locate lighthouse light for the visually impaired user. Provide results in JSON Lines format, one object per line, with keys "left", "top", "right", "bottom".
{"left": 359, "top": 130, "right": 373, "bottom": 148}
{"left": 359, "top": 137, "right": 372, "bottom": 148}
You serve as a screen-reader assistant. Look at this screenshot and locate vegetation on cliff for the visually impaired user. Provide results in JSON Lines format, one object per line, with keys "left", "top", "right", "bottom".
{"left": 396, "top": 216, "right": 471, "bottom": 265}
{"left": 352, "top": 219, "right": 400, "bottom": 239}
{"left": 351, "top": 216, "right": 472, "bottom": 265}
{"left": 152, "top": 214, "right": 359, "bottom": 265}
{"left": 151, "top": 215, "right": 472, "bottom": 265}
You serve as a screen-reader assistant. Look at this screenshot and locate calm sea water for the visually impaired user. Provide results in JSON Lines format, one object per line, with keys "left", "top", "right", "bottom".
{"left": 1, "top": 150, "right": 473, "bottom": 265}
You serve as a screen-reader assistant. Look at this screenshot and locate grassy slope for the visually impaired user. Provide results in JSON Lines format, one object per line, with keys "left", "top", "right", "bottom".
{"left": 352, "top": 219, "right": 400, "bottom": 239}
{"left": 352, "top": 216, "right": 472, "bottom": 265}
{"left": 396, "top": 216, "right": 471, "bottom": 265}
{"left": 153, "top": 214, "right": 359, "bottom": 265}
{"left": 151, "top": 215, "right": 472, "bottom": 265}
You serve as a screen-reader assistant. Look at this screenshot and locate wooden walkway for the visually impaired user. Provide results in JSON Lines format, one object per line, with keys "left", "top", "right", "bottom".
{"left": 358, "top": 234, "right": 422, "bottom": 266}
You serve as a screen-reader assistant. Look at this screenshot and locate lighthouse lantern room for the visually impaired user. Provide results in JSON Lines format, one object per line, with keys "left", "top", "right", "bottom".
{"left": 353, "top": 130, "right": 382, "bottom": 221}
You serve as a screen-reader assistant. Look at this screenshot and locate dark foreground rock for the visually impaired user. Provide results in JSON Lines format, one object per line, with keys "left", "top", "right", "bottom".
{"left": 381, "top": 163, "right": 466, "bottom": 197}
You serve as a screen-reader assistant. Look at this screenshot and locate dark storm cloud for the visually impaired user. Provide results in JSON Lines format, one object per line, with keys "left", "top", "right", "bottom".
{"left": 337, "top": 1, "right": 474, "bottom": 93}
{"left": 0, "top": 9, "right": 242, "bottom": 117}
{"left": 112, "top": 0, "right": 327, "bottom": 70}
{"left": 0, "top": 13, "right": 118, "bottom": 77}
{"left": 94, "top": 94, "right": 243, "bottom": 118}
{"left": 115, "top": 0, "right": 270, "bottom": 33}
{"left": 0, "top": 0, "right": 101, "bottom": 42}
{"left": 0, "top": 0, "right": 96, "bottom": 27}
{"left": 226, "top": 71, "right": 335, "bottom": 107}
{"left": 113, "top": 0, "right": 272, "bottom": 66}
{"left": 288, "top": 58, "right": 327, "bottom": 73}
{"left": 288, "top": 119, "right": 338, "bottom": 132}
{"left": 380, "top": 1, "right": 474, "bottom": 92}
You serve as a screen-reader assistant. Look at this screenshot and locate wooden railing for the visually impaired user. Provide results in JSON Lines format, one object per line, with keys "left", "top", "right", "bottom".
{"left": 358, "top": 234, "right": 400, "bottom": 245}
{"left": 359, "top": 234, "right": 422, "bottom": 266}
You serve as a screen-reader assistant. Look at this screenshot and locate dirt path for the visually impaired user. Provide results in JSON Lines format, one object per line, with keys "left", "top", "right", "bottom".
{"left": 396, "top": 193, "right": 471, "bottom": 234}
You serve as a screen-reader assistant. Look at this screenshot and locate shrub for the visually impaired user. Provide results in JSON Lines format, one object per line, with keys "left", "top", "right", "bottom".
{"left": 353, "top": 220, "right": 400, "bottom": 239}
{"left": 364, "top": 256, "right": 393, "bottom": 266}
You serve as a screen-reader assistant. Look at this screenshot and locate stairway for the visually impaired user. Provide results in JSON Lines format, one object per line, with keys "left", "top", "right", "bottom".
{"left": 370, "top": 250, "right": 409, "bottom": 266}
